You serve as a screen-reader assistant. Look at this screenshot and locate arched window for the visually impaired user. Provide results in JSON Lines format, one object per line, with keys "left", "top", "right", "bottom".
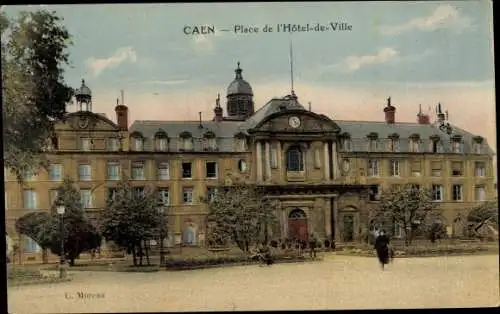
{"left": 238, "top": 159, "right": 248, "bottom": 172}
{"left": 286, "top": 145, "right": 304, "bottom": 171}
{"left": 288, "top": 208, "right": 307, "bottom": 220}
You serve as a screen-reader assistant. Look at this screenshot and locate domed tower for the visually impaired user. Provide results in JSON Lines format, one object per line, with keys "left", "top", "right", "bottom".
{"left": 75, "top": 79, "right": 92, "bottom": 112}
{"left": 226, "top": 62, "right": 254, "bottom": 120}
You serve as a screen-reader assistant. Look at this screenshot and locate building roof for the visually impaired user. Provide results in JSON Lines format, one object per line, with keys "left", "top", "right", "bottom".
{"left": 227, "top": 62, "right": 253, "bottom": 96}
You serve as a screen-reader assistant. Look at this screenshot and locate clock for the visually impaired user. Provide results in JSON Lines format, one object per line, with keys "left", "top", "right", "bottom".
{"left": 288, "top": 116, "right": 301, "bottom": 128}
{"left": 78, "top": 117, "right": 89, "bottom": 129}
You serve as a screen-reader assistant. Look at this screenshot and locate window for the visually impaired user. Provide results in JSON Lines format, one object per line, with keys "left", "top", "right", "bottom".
{"left": 452, "top": 140, "right": 464, "bottom": 153}
{"left": 157, "top": 189, "right": 170, "bottom": 205}
{"left": 157, "top": 163, "right": 170, "bottom": 180}
{"left": 49, "top": 189, "right": 59, "bottom": 205}
{"left": 410, "top": 140, "right": 420, "bottom": 153}
{"left": 133, "top": 138, "right": 143, "bottom": 151}
{"left": 108, "top": 188, "right": 119, "bottom": 202}
{"left": 393, "top": 222, "right": 404, "bottom": 238}
{"left": 23, "top": 190, "right": 37, "bottom": 210}
{"left": 369, "top": 185, "right": 381, "bottom": 201}
{"left": 452, "top": 184, "right": 463, "bottom": 201}
{"left": 430, "top": 139, "right": 444, "bottom": 153}
{"left": 80, "top": 189, "right": 93, "bottom": 208}
{"left": 411, "top": 161, "right": 421, "bottom": 177}
{"left": 271, "top": 149, "right": 278, "bottom": 169}
{"left": 342, "top": 159, "right": 350, "bottom": 173}
{"left": 432, "top": 184, "right": 444, "bottom": 202}
{"left": 475, "top": 162, "right": 485, "bottom": 177}
{"left": 78, "top": 164, "right": 92, "bottom": 181}
{"left": 431, "top": 161, "right": 442, "bottom": 177}
{"left": 238, "top": 159, "right": 248, "bottom": 172}
{"left": 390, "top": 139, "right": 400, "bottom": 152}
{"left": 133, "top": 187, "right": 145, "bottom": 199}
{"left": 107, "top": 162, "right": 120, "bottom": 180}
{"left": 369, "top": 139, "right": 378, "bottom": 152}
{"left": 343, "top": 138, "right": 352, "bottom": 152}
{"left": 23, "top": 236, "right": 41, "bottom": 253}
{"left": 237, "top": 139, "right": 247, "bottom": 152}
{"left": 49, "top": 164, "right": 62, "bottom": 181}
{"left": 389, "top": 160, "right": 400, "bottom": 176}
{"left": 475, "top": 185, "right": 486, "bottom": 201}
{"left": 182, "top": 187, "right": 194, "bottom": 204}
{"left": 182, "top": 162, "right": 192, "bottom": 179}
{"left": 157, "top": 138, "right": 168, "bottom": 151}
{"left": 451, "top": 161, "right": 463, "bottom": 176}
{"left": 367, "top": 159, "right": 379, "bottom": 177}
{"left": 206, "top": 162, "right": 218, "bottom": 179}
{"left": 109, "top": 138, "right": 120, "bottom": 151}
{"left": 23, "top": 169, "right": 35, "bottom": 181}
{"left": 286, "top": 146, "right": 304, "bottom": 171}
{"left": 182, "top": 138, "right": 194, "bottom": 151}
{"left": 205, "top": 138, "right": 217, "bottom": 151}
{"left": 207, "top": 187, "right": 218, "bottom": 202}
{"left": 473, "top": 143, "right": 482, "bottom": 154}
{"left": 81, "top": 138, "right": 91, "bottom": 151}
{"left": 131, "top": 162, "right": 145, "bottom": 180}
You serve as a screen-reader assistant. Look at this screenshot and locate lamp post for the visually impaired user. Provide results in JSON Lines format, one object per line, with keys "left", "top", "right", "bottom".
{"left": 56, "top": 205, "right": 66, "bottom": 279}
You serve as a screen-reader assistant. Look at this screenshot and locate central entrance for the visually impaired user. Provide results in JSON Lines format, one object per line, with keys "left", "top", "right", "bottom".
{"left": 288, "top": 208, "right": 308, "bottom": 242}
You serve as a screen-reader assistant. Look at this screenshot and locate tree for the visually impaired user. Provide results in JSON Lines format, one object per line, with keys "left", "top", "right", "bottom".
{"left": 373, "top": 185, "right": 442, "bottom": 246}
{"left": 100, "top": 178, "right": 165, "bottom": 266}
{"left": 467, "top": 199, "right": 498, "bottom": 239}
{"left": 1, "top": 10, "right": 74, "bottom": 182}
{"left": 15, "top": 177, "right": 101, "bottom": 265}
{"left": 15, "top": 211, "right": 53, "bottom": 263}
{"left": 206, "top": 183, "right": 278, "bottom": 255}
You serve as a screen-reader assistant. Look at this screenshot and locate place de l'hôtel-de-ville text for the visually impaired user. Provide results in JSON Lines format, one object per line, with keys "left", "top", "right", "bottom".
{"left": 183, "top": 22, "right": 353, "bottom": 35}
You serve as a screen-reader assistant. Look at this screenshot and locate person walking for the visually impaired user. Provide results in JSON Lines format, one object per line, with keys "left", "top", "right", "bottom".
{"left": 374, "top": 229, "right": 390, "bottom": 270}
{"left": 308, "top": 233, "right": 317, "bottom": 258}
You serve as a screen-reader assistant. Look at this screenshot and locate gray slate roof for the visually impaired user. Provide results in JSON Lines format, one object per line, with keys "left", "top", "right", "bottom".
{"left": 129, "top": 94, "right": 492, "bottom": 155}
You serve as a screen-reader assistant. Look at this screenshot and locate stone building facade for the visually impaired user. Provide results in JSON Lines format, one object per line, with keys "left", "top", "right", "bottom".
{"left": 4, "top": 64, "right": 496, "bottom": 263}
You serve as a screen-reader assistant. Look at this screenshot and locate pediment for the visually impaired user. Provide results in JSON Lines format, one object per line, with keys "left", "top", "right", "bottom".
{"left": 250, "top": 110, "right": 341, "bottom": 134}
{"left": 56, "top": 112, "right": 119, "bottom": 132}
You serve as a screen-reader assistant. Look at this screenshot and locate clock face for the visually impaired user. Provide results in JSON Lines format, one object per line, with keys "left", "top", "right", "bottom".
{"left": 78, "top": 117, "right": 89, "bottom": 129}
{"left": 288, "top": 116, "right": 301, "bottom": 128}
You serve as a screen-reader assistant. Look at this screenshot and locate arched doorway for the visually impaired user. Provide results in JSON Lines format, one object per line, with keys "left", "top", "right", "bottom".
{"left": 288, "top": 209, "right": 308, "bottom": 242}
{"left": 343, "top": 215, "right": 354, "bottom": 242}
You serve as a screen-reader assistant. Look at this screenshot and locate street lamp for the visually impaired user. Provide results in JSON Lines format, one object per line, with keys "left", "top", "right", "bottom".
{"left": 56, "top": 205, "right": 66, "bottom": 279}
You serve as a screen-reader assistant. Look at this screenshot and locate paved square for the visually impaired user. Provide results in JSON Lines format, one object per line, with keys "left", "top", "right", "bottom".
{"left": 8, "top": 254, "right": 499, "bottom": 313}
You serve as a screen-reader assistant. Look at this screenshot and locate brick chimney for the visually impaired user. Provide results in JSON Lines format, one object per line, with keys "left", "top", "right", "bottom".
{"left": 383, "top": 97, "right": 396, "bottom": 124}
{"left": 417, "top": 104, "right": 430, "bottom": 125}
{"left": 115, "top": 90, "right": 129, "bottom": 131}
{"left": 213, "top": 93, "right": 224, "bottom": 122}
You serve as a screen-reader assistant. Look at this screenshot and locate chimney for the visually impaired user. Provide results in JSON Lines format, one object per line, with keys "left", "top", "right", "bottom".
{"left": 383, "top": 97, "right": 396, "bottom": 124}
{"left": 417, "top": 104, "right": 430, "bottom": 125}
{"left": 436, "top": 102, "right": 445, "bottom": 125}
{"left": 213, "top": 93, "right": 223, "bottom": 122}
{"left": 115, "top": 92, "right": 129, "bottom": 131}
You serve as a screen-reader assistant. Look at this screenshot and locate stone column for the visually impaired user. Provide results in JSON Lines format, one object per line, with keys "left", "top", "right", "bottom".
{"left": 256, "top": 141, "right": 262, "bottom": 181}
{"left": 324, "top": 199, "right": 332, "bottom": 238}
{"left": 331, "top": 141, "right": 339, "bottom": 180}
{"left": 277, "top": 141, "right": 282, "bottom": 182}
{"left": 282, "top": 208, "right": 288, "bottom": 238}
{"left": 323, "top": 142, "right": 330, "bottom": 180}
{"left": 333, "top": 197, "right": 340, "bottom": 243}
{"left": 265, "top": 141, "right": 271, "bottom": 181}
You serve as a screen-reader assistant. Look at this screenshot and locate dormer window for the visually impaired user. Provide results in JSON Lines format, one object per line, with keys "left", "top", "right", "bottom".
{"left": 388, "top": 133, "right": 400, "bottom": 152}
{"left": 409, "top": 134, "right": 420, "bottom": 153}
{"left": 130, "top": 132, "right": 144, "bottom": 151}
{"left": 451, "top": 135, "right": 464, "bottom": 153}
{"left": 342, "top": 134, "right": 352, "bottom": 152}
{"left": 179, "top": 131, "right": 194, "bottom": 151}
{"left": 154, "top": 130, "right": 169, "bottom": 152}
{"left": 429, "top": 135, "right": 443, "bottom": 153}
{"left": 234, "top": 132, "right": 247, "bottom": 152}
{"left": 472, "top": 136, "right": 483, "bottom": 154}
{"left": 367, "top": 132, "right": 378, "bottom": 152}
{"left": 203, "top": 132, "right": 217, "bottom": 151}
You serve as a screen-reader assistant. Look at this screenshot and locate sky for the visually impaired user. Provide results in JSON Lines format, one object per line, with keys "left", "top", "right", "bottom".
{"left": 2, "top": 1, "right": 496, "bottom": 152}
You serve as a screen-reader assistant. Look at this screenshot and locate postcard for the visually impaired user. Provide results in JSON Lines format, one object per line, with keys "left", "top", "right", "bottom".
{"left": 3, "top": 2, "right": 498, "bottom": 313}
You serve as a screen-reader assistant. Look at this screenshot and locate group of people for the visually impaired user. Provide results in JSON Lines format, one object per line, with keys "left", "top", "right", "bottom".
{"left": 373, "top": 229, "right": 394, "bottom": 270}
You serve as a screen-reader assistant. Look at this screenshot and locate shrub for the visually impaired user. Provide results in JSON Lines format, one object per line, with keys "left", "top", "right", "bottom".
{"left": 270, "top": 240, "right": 278, "bottom": 248}
{"left": 7, "top": 267, "right": 45, "bottom": 281}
